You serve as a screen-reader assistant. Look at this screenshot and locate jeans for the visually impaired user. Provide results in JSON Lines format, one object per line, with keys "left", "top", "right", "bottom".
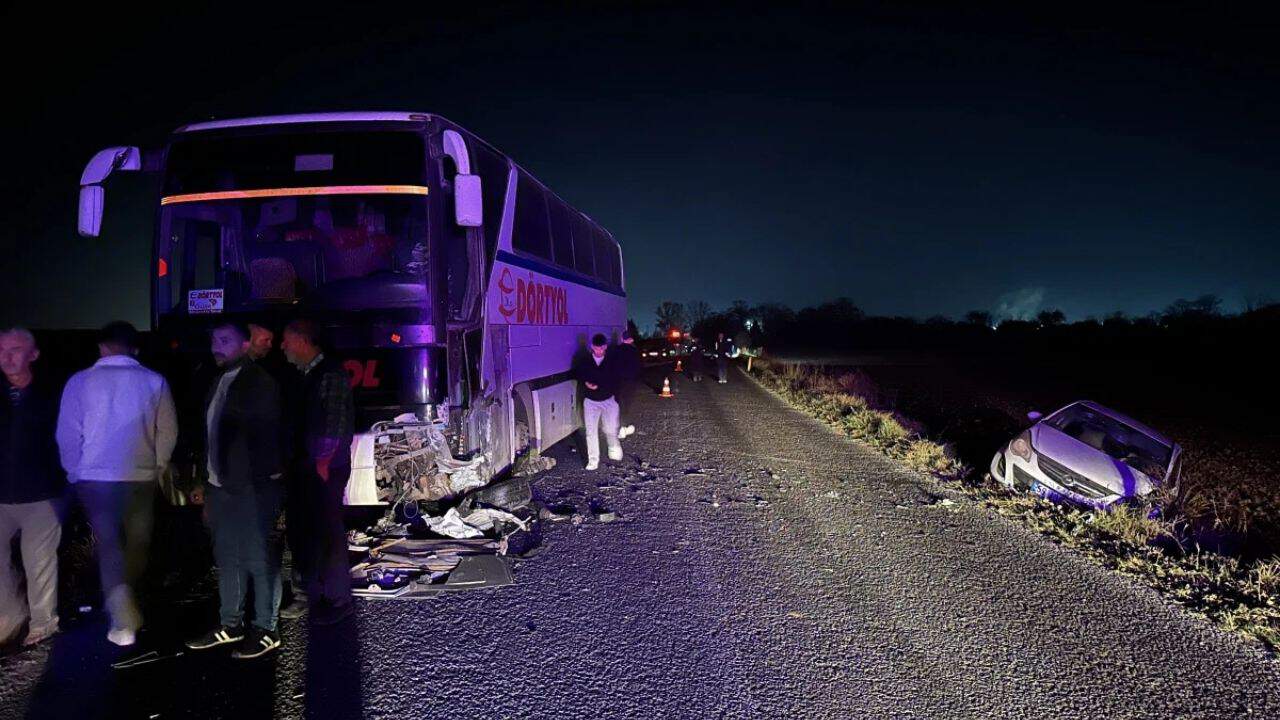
{"left": 207, "top": 481, "right": 283, "bottom": 632}
{"left": 0, "top": 499, "right": 62, "bottom": 639}
{"left": 583, "top": 397, "right": 622, "bottom": 466}
{"left": 75, "top": 481, "right": 155, "bottom": 632}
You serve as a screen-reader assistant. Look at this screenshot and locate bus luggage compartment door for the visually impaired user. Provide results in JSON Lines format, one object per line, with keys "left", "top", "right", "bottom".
{"left": 530, "top": 379, "right": 579, "bottom": 452}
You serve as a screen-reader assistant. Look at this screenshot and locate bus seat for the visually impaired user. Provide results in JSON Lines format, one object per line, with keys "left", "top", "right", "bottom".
{"left": 249, "top": 258, "right": 298, "bottom": 301}
{"left": 244, "top": 239, "right": 322, "bottom": 293}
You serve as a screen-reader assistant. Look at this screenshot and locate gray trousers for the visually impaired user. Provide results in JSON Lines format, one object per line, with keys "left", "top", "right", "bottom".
{"left": 75, "top": 481, "right": 156, "bottom": 632}
{"left": 583, "top": 397, "right": 622, "bottom": 466}
{"left": 0, "top": 500, "right": 62, "bottom": 641}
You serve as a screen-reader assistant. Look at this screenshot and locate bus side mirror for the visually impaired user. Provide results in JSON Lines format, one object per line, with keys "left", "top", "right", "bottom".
{"left": 454, "top": 174, "right": 483, "bottom": 227}
{"left": 78, "top": 186, "right": 105, "bottom": 237}
{"left": 78, "top": 146, "right": 143, "bottom": 238}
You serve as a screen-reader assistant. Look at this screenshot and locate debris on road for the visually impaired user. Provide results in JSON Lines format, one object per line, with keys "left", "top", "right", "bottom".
{"left": 348, "top": 415, "right": 540, "bottom": 598}
{"left": 111, "top": 649, "right": 185, "bottom": 671}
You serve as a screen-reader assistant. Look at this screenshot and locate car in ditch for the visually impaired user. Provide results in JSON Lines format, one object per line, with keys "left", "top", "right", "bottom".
{"left": 990, "top": 400, "right": 1182, "bottom": 509}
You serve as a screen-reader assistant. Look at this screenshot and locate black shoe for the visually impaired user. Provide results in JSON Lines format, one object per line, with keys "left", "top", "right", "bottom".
{"left": 231, "top": 627, "right": 281, "bottom": 659}
{"left": 185, "top": 625, "right": 244, "bottom": 650}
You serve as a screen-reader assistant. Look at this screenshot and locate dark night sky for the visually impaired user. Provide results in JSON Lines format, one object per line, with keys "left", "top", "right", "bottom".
{"left": 3, "top": 1, "right": 1278, "bottom": 330}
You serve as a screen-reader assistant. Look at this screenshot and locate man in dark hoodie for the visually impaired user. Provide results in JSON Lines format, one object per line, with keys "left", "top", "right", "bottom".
{"left": 186, "top": 321, "right": 285, "bottom": 659}
{"left": 573, "top": 333, "right": 622, "bottom": 470}
{"left": 0, "top": 327, "right": 64, "bottom": 647}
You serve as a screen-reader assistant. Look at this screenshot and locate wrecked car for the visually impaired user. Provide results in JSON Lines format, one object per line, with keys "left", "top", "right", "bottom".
{"left": 990, "top": 400, "right": 1182, "bottom": 508}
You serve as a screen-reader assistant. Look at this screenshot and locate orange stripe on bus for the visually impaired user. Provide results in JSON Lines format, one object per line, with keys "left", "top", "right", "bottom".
{"left": 159, "top": 184, "right": 429, "bottom": 205}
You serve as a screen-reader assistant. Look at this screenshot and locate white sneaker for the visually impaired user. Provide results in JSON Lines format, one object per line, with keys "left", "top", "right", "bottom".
{"left": 107, "top": 628, "right": 137, "bottom": 647}
{"left": 607, "top": 448, "right": 623, "bottom": 462}
{"left": 585, "top": 461, "right": 599, "bottom": 471}
{"left": 622, "top": 425, "right": 636, "bottom": 438}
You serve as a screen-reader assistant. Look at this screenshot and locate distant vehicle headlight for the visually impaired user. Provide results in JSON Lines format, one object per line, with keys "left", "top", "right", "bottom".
{"left": 1010, "top": 431, "right": 1033, "bottom": 462}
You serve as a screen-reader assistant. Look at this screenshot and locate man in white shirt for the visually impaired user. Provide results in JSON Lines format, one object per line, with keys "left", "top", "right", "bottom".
{"left": 56, "top": 321, "right": 177, "bottom": 647}
{"left": 185, "top": 321, "right": 286, "bottom": 660}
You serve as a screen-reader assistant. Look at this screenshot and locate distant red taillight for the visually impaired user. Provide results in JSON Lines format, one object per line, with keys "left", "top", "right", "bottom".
{"left": 158, "top": 258, "right": 168, "bottom": 277}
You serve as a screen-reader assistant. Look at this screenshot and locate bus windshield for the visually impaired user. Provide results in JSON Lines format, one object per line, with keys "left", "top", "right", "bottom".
{"left": 158, "top": 193, "right": 429, "bottom": 315}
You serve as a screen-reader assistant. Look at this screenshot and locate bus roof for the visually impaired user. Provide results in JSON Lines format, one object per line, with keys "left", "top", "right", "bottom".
{"left": 176, "top": 112, "right": 432, "bottom": 133}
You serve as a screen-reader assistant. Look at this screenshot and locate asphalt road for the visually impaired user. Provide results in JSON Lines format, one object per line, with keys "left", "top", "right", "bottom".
{"left": 3, "top": 365, "right": 1278, "bottom": 719}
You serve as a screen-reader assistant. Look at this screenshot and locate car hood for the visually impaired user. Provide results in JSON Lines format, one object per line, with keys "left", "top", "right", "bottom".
{"left": 1030, "top": 425, "right": 1155, "bottom": 497}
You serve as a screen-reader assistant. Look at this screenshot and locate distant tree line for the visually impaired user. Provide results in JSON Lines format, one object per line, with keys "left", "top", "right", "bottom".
{"left": 639, "top": 294, "right": 1280, "bottom": 354}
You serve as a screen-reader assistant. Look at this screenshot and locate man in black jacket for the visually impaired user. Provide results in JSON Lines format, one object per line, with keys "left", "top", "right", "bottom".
{"left": 614, "top": 330, "right": 642, "bottom": 440}
{"left": 0, "top": 328, "right": 64, "bottom": 647}
{"left": 573, "top": 334, "right": 622, "bottom": 471}
{"left": 279, "top": 319, "right": 354, "bottom": 625}
{"left": 186, "top": 321, "right": 286, "bottom": 659}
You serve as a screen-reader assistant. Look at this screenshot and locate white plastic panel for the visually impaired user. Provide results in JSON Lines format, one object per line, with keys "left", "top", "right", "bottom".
{"left": 531, "top": 380, "right": 580, "bottom": 451}
{"left": 344, "top": 432, "right": 384, "bottom": 506}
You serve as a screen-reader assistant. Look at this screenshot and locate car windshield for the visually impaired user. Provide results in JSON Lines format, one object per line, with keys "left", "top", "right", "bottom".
{"left": 1045, "top": 404, "right": 1172, "bottom": 477}
{"left": 158, "top": 193, "right": 428, "bottom": 314}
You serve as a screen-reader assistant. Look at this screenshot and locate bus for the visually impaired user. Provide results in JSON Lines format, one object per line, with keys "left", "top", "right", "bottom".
{"left": 78, "top": 112, "right": 626, "bottom": 505}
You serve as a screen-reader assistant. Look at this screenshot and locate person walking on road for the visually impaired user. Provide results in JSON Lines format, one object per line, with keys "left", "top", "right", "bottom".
{"left": 686, "top": 338, "right": 705, "bottom": 383}
{"left": 279, "top": 320, "right": 355, "bottom": 625}
{"left": 574, "top": 334, "right": 622, "bottom": 470}
{"left": 186, "top": 321, "right": 286, "bottom": 659}
{"left": 714, "top": 332, "right": 736, "bottom": 384}
{"left": 0, "top": 328, "right": 65, "bottom": 648}
{"left": 614, "top": 330, "right": 642, "bottom": 440}
{"left": 56, "top": 321, "right": 178, "bottom": 647}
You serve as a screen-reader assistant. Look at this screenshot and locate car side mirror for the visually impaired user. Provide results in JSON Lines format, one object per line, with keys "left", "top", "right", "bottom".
{"left": 454, "top": 174, "right": 483, "bottom": 227}
{"left": 1027, "top": 410, "right": 1043, "bottom": 422}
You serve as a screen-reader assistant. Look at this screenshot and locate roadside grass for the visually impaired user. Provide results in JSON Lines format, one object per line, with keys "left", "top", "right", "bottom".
{"left": 748, "top": 358, "right": 1280, "bottom": 652}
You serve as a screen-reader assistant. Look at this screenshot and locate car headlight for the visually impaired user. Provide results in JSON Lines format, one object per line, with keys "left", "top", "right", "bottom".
{"left": 1010, "top": 430, "right": 1033, "bottom": 462}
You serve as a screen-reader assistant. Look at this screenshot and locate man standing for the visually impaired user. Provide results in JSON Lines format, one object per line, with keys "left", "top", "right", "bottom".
{"left": 247, "top": 323, "right": 295, "bottom": 383}
{"left": 574, "top": 334, "right": 622, "bottom": 471}
{"left": 0, "top": 328, "right": 64, "bottom": 647}
{"left": 714, "top": 332, "right": 736, "bottom": 384}
{"left": 186, "top": 322, "right": 285, "bottom": 659}
{"left": 614, "top": 330, "right": 642, "bottom": 440}
{"left": 56, "top": 321, "right": 178, "bottom": 647}
{"left": 280, "top": 320, "right": 354, "bottom": 625}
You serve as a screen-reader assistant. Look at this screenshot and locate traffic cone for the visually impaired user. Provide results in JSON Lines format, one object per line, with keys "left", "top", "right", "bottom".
{"left": 674, "top": 359, "right": 683, "bottom": 373}
{"left": 660, "top": 377, "right": 674, "bottom": 398}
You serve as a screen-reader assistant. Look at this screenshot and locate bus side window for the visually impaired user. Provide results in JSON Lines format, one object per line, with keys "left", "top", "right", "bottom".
{"left": 513, "top": 173, "right": 552, "bottom": 261}
{"left": 592, "top": 228, "right": 618, "bottom": 288}
{"left": 548, "top": 199, "right": 574, "bottom": 269}
{"left": 571, "top": 214, "right": 594, "bottom": 277}
{"left": 470, "top": 144, "right": 509, "bottom": 262}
